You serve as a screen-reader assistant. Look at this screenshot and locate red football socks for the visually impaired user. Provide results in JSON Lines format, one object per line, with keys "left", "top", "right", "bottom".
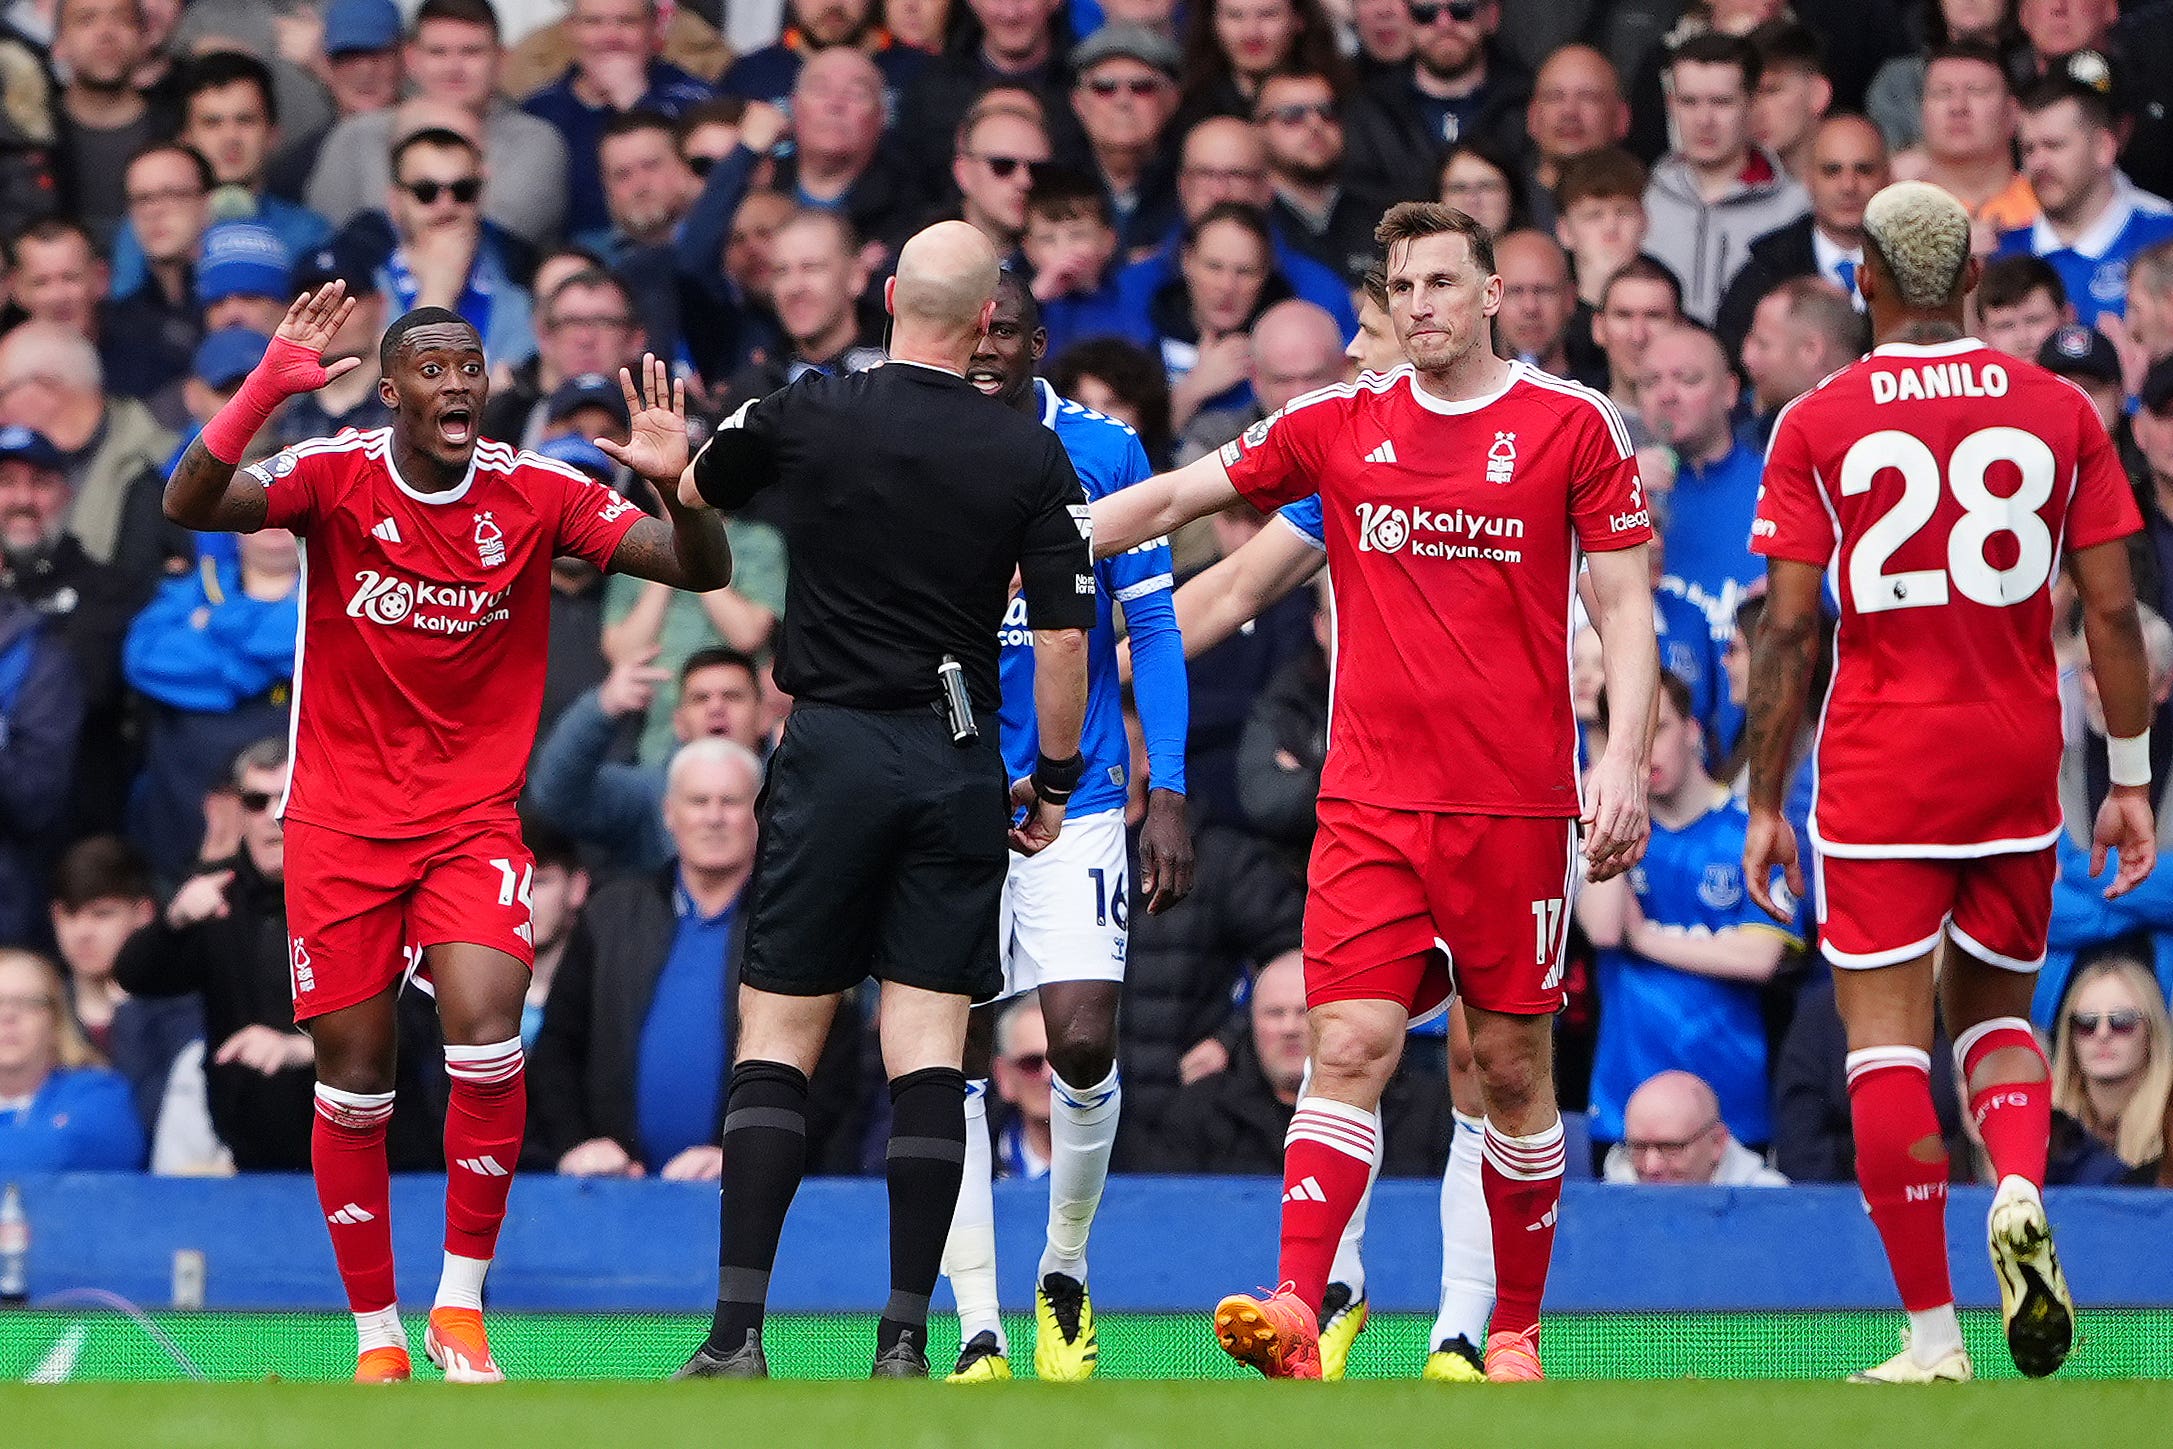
{"left": 1481, "top": 1116, "right": 1566, "bottom": 1340}
{"left": 1955, "top": 1017, "right": 2051, "bottom": 1190}
{"left": 1276, "top": 1097, "right": 1378, "bottom": 1312}
{"left": 1847, "top": 1047, "right": 1954, "bottom": 1312}
{"left": 313, "top": 1083, "right": 398, "bottom": 1314}
{"left": 442, "top": 1039, "right": 526, "bottom": 1261}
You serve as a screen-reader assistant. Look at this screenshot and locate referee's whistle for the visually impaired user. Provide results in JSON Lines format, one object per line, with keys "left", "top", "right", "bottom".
{"left": 938, "top": 655, "right": 978, "bottom": 747}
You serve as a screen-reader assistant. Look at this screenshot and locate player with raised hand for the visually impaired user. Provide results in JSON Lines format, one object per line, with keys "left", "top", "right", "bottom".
{"left": 1744, "top": 180, "right": 2156, "bottom": 1384}
{"left": 165, "top": 284, "right": 732, "bottom": 1384}
{"left": 1092, "top": 202, "right": 1659, "bottom": 1382}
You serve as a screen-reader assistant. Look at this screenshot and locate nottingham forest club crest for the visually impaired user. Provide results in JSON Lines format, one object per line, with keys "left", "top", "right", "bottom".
{"left": 474, "top": 511, "right": 506, "bottom": 568}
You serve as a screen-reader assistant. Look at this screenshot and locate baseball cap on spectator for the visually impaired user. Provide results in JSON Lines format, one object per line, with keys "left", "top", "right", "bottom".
{"left": 292, "top": 236, "right": 381, "bottom": 297}
{"left": 2141, "top": 355, "right": 2173, "bottom": 414}
{"left": 324, "top": 0, "right": 402, "bottom": 57}
{"left": 546, "top": 373, "right": 632, "bottom": 429}
{"left": 535, "top": 434, "right": 618, "bottom": 481}
{"left": 194, "top": 329, "right": 271, "bottom": 391}
{"left": 0, "top": 425, "right": 63, "bottom": 473}
{"left": 2037, "top": 324, "right": 2121, "bottom": 386}
{"left": 1070, "top": 23, "right": 1183, "bottom": 79}
{"left": 197, "top": 223, "right": 293, "bottom": 305}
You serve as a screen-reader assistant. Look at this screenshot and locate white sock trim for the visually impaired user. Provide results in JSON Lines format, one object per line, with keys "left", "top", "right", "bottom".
{"left": 434, "top": 1251, "right": 491, "bottom": 1311}
{"left": 1050, "top": 1064, "right": 1119, "bottom": 1114}
{"left": 354, "top": 1305, "right": 405, "bottom": 1355}
{"left": 1952, "top": 1016, "right": 2040, "bottom": 1079}
{"left": 1907, "top": 1304, "right": 1964, "bottom": 1365}
{"left": 1287, "top": 1096, "right": 1380, "bottom": 1162}
{"left": 445, "top": 1037, "right": 524, "bottom": 1085}
{"left": 1845, "top": 1045, "right": 1932, "bottom": 1087}
{"left": 314, "top": 1082, "right": 395, "bottom": 1129}
{"left": 1481, "top": 1116, "right": 1566, "bottom": 1181}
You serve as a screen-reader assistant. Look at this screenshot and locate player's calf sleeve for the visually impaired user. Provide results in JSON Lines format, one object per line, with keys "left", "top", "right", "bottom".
{"left": 441, "top": 1039, "right": 524, "bottom": 1268}
{"left": 1847, "top": 1047, "right": 1955, "bottom": 1313}
{"left": 1431, "top": 1110, "right": 1496, "bottom": 1348}
{"left": 1326, "top": 1106, "right": 1384, "bottom": 1297}
{"left": 1043, "top": 1065, "right": 1120, "bottom": 1280}
{"left": 313, "top": 1084, "right": 398, "bottom": 1317}
{"left": 1481, "top": 1116, "right": 1566, "bottom": 1341}
{"left": 941, "top": 1078, "right": 1005, "bottom": 1350}
{"left": 1277, "top": 1097, "right": 1378, "bottom": 1313}
{"left": 708, "top": 1060, "right": 810, "bottom": 1351}
{"left": 1955, "top": 1018, "right": 2052, "bottom": 1192}
{"left": 883, "top": 1067, "right": 969, "bottom": 1357}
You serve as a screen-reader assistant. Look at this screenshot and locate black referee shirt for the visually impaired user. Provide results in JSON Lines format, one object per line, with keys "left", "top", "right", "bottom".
{"left": 692, "top": 361, "right": 1098, "bottom": 712}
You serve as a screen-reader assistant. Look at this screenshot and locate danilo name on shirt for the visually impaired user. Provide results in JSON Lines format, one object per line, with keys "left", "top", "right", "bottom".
{"left": 1869, "top": 360, "right": 2010, "bottom": 405}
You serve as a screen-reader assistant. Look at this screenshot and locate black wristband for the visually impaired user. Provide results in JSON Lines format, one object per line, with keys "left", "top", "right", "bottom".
{"left": 1033, "top": 751, "right": 1085, "bottom": 805}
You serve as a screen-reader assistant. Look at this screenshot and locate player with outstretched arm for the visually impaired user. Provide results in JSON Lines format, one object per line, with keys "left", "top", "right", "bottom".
{"left": 1092, "top": 201, "right": 1660, "bottom": 1382}
{"left": 1743, "top": 181, "right": 2157, "bottom": 1384}
{"left": 164, "top": 284, "right": 730, "bottom": 1382}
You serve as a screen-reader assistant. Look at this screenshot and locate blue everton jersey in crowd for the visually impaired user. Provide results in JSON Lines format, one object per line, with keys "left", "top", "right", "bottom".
{"left": 1656, "top": 582, "right": 1741, "bottom": 756}
{"left": 999, "top": 380, "right": 1188, "bottom": 816}
{"left": 1590, "top": 796, "right": 1802, "bottom": 1148}
{"left": 1993, "top": 187, "right": 2173, "bottom": 326}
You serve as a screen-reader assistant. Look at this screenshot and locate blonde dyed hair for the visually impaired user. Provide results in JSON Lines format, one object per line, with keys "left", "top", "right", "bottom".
{"left": 2051, "top": 955, "right": 2173, "bottom": 1169}
{"left": 1862, "top": 181, "right": 1972, "bottom": 310}
{"left": 0, "top": 948, "right": 105, "bottom": 1071}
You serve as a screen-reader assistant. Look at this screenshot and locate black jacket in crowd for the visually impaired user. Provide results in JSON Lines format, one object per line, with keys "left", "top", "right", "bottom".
{"left": 114, "top": 850, "right": 446, "bottom": 1171}
{"left": 1340, "top": 51, "right": 1534, "bottom": 208}
{"left": 3, "top": 532, "right": 146, "bottom": 840}
{"left": 1116, "top": 824, "right": 1305, "bottom": 1166}
{"left": 526, "top": 866, "right": 866, "bottom": 1173}
{"left": 1714, "top": 215, "right": 1820, "bottom": 364}
{"left": 1146, "top": 1033, "right": 1452, "bottom": 1176}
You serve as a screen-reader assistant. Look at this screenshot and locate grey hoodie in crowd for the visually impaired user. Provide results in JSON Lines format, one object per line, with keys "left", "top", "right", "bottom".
{"left": 1641, "top": 148, "right": 1809, "bottom": 325}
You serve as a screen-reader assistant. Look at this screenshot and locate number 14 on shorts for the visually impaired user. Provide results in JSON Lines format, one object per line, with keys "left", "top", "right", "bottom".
{"left": 491, "top": 857, "right": 535, "bottom": 946}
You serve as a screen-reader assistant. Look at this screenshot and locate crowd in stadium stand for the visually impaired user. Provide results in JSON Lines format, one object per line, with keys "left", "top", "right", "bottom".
{"left": 1, "top": 0, "right": 2171, "bottom": 1190}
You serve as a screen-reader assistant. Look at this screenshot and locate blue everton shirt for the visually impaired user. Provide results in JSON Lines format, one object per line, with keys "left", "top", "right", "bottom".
{"left": 1589, "top": 796, "right": 1801, "bottom": 1147}
{"left": 1994, "top": 187, "right": 2173, "bottom": 325}
{"left": 999, "top": 380, "right": 1188, "bottom": 817}
{"left": 1661, "top": 438, "right": 1765, "bottom": 636}
{"left": 1656, "top": 581, "right": 1740, "bottom": 756}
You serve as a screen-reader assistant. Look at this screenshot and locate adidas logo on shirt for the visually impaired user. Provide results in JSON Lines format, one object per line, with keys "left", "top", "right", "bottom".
{"left": 456, "top": 1155, "right": 510, "bottom": 1177}
{"left": 372, "top": 518, "right": 402, "bottom": 544}
{"left": 1282, "top": 1175, "right": 1327, "bottom": 1204}
{"left": 327, "top": 1203, "right": 376, "bottom": 1225}
{"left": 1363, "top": 440, "right": 1398, "bottom": 464}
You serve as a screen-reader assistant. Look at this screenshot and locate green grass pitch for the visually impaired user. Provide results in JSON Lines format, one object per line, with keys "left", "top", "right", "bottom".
{"left": 7, "top": 1380, "right": 2173, "bottom": 1449}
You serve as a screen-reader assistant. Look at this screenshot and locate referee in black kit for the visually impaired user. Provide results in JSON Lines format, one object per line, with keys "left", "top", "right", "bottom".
{"left": 669, "top": 221, "right": 1095, "bottom": 1380}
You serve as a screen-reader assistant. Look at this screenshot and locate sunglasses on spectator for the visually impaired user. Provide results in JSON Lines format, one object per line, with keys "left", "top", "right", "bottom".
{"left": 973, "top": 155, "right": 1049, "bottom": 183}
{"left": 1086, "top": 75, "right": 1165, "bottom": 98}
{"left": 1008, "top": 1052, "right": 1049, "bottom": 1074}
{"left": 1407, "top": 0, "right": 1482, "bottom": 24}
{"left": 402, "top": 176, "right": 483, "bottom": 205}
{"left": 1261, "top": 101, "right": 1337, "bottom": 126}
{"left": 687, "top": 154, "right": 720, "bottom": 177}
{"left": 2070, "top": 1009, "right": 2144, "bottom": 1037}
{"left": 239, "top": 790, "right": 278, "bottom": 815}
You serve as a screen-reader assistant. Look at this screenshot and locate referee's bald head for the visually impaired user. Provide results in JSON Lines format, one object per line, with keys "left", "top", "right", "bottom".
{"left": 889, "top": 221, "right": 1000, "bottom": 347}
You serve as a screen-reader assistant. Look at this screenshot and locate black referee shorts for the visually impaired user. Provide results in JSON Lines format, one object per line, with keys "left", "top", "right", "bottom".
{"left": 742, "top": 701, "right": 1009, "bottom": 1003}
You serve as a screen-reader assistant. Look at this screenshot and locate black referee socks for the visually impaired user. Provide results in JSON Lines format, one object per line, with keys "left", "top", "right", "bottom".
{"left": 878, "top": 1066, "right": 970, "bottom": 1359}
{"left": 706, "top": 1060, "right": 810, "bottom": 1355}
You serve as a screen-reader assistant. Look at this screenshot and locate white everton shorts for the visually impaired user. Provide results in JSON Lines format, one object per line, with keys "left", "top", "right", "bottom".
{"left": 997, "top": 807, "right": 1130, "bottom": 999}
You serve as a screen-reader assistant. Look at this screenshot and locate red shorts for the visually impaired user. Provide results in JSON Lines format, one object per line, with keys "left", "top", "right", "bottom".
{"left": 1304, "top": 799, "right": 1579, "bottom": 1019}
{"left": 282, "top": 816, "right": 536, "bottom": 1020}
{"left": 1816, "top": 847, "right": 2057, "bottom": 973}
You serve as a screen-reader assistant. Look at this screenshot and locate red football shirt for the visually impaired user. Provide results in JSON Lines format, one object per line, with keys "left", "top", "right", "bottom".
{"left": 1221, "top": 363, "right": 1651, "bottom": 816}
{"left": 1752, "top": 339, "right": 2142, "bottom": 855}
{"left": 255, "top": 429, "right": 644, "bottom": 838}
